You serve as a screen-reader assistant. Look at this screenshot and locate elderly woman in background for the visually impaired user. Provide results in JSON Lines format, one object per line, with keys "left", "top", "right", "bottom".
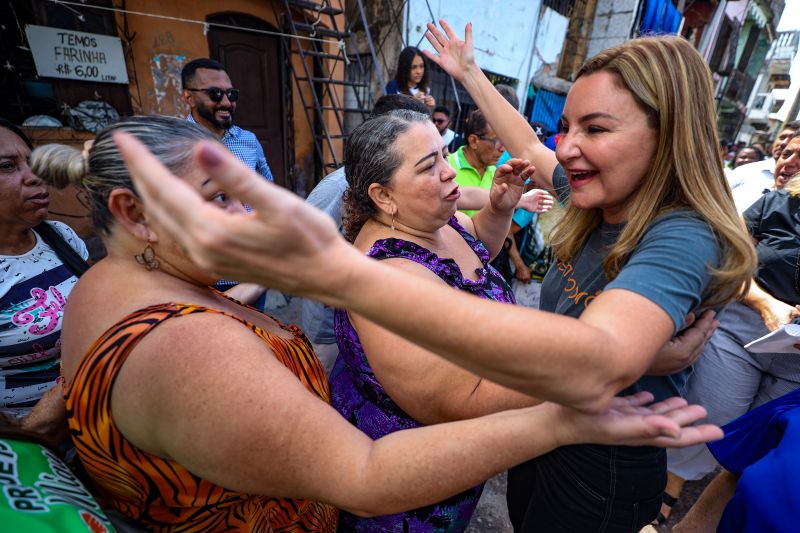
{"left": 0, "top": 118, "right": 88, "bottom": 443}
{"left": 55, "top": 115, "right": 714, "bottom": 531}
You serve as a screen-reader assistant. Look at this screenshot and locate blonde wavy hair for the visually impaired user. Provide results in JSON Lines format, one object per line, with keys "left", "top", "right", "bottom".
{"left": 550, "top": 35, "right": 756, "bottom": 308}
{"left": 30, "top": 144, "right": 87, "bottom": 189}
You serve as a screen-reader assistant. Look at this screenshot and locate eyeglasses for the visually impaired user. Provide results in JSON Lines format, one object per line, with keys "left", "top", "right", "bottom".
{"left": 433, "top": 118, "right": 448, "bottom": 125}
{"left": 185, "top": 87, "right": 240, "bottom": 103}
{"left": 478, "top": 135, "right": 504, "bottom": 149}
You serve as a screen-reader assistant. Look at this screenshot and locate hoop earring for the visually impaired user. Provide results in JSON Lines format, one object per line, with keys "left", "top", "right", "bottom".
{"left": 135, "top": 243, "right": 160, "bottom": 271}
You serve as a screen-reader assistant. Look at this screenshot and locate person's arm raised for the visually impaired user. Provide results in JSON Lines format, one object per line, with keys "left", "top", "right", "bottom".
{"left": 113, "top": 313, "right": 720, "bottom": 517}
{"left": 118, "top": 134, "right": 677, "bottom": 412}
{"left": 424, "top": 20, "right": 559, "bottom": 191}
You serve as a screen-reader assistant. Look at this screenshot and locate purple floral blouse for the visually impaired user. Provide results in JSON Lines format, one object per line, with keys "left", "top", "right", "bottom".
{"left": 330, "top": 217, "right": 515, "bottom": 532}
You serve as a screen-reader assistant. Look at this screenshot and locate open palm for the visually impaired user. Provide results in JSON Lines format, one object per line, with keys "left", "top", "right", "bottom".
{"left": 558, "top": 392, "right": 723, "bottom": 449}
{"left": 423, "top": 20, "right": 476, "bottom": 83}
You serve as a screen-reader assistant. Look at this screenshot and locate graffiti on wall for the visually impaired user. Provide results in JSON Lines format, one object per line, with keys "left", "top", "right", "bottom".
{"left": 150, "top": 53, "right": 189, "bottom": 116}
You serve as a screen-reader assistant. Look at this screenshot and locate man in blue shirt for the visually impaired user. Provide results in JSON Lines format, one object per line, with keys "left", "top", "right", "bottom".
{"left": 182, "top": 58, "right": 270, "bottom": 298}
{"left": 181, "top": 58, "right": 273, "bottom": 182}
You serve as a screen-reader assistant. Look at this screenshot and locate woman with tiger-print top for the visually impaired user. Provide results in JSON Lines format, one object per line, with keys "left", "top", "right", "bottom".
{"left": 56, "top": 116, "right": 721, "bottom": 532}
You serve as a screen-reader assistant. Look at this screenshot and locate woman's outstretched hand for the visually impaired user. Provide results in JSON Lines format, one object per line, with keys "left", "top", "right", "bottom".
{"left": 423, "top": 20, "right": 476, "bottom": 83}
{"left": 114, "top": 132, "right": 354, "bottom": 299}
{"left": 555, "top": 391, "right": 723, "bottom": 449}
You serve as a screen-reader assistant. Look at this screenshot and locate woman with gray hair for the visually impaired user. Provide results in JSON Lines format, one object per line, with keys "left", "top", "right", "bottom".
{"left": 333, "top": 108, "right": 544, "bottom": 531}
{"left": 56, "top": 115, "right": 713, "bottom": 531}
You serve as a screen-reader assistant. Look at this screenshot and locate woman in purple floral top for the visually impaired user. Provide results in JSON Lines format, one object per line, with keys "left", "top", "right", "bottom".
{"left": 330, "top": 109, "right": 540, "bottom": 532}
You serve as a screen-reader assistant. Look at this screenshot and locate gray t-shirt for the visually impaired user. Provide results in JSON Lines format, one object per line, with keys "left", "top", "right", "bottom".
{"left": 540, "top": 166, "right": 721, "bottom": 400}
{"left": 301, "top": 167, "right": 347, "bottom": 344}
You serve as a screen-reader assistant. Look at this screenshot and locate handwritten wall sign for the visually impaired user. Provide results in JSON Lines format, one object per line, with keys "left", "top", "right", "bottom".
{"left": 25, "top": 25, "right": 129, "bottom": 84}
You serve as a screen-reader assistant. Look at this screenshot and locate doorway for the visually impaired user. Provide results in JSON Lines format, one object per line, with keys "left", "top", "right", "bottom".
{"left": 207, "top": 14, "right": 287, "bottom": 185}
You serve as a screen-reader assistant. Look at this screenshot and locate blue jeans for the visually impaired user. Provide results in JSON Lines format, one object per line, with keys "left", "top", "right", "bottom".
{"left": 507, "top": 444, "right": 666, "bottom": 533}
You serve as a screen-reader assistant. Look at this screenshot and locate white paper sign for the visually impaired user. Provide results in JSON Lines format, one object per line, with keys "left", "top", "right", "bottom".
{"left": 25, "top": 25, "right": 129, "bottom": 84}
{"left": 745, "top": 323, "right": 800, "bottom": 355}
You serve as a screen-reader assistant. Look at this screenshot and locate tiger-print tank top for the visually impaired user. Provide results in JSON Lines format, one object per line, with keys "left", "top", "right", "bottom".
{"left": 65, "top": 303, "right": 338, "bottom": 532}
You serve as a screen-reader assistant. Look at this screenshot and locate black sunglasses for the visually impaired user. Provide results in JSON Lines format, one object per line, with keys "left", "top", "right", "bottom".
{"left": 186, "top": 87, "right": 240, "bottom": 103}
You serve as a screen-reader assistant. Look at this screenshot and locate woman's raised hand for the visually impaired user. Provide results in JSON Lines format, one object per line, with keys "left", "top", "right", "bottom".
{"left": 114, "top": 132, "right": 356, "bottom": 300}
{"left": 555, "top": 392, "right": 724, "bottom": 449}
{"left": 423, "top": 20, "right": 476, "bottom": 83}
{"left": 489, "top": 158, "right": 535, "bottom": 214}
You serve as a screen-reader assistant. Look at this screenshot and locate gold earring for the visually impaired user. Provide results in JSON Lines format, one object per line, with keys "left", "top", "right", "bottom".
{"left": 135, "top": 243, "right": 160, "bottom": 271}
{"left": 390, "top": 208, "right": 396, "bottom": 231}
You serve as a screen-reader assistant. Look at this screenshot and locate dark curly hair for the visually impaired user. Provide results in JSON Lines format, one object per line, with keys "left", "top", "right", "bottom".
{"left": 342, "top": 109, "right": 431, "bottom": 242}
{"left": 394, "top": 47, "right": 429, "bottom": 95}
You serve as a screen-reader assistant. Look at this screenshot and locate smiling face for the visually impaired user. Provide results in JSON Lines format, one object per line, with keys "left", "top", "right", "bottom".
{"left": 0, "top": 128, "right": 49, "bottom": 231}
{"left": 774, "top": 136, "right": 800, "bottom": 189}
{"left": 556, "top": 71, "right": 658, "bottom": 223}
{"left": 184, "top": 68, "right": 236, "bottom": 134}
{"left": 409, "top": 54, "right": 425, "bottom": 87}
{"left": 773, "top": 127, "right": 797, "bottom": 161}
{"left": 383, "top": 121, "right": 458, "bottom": 231}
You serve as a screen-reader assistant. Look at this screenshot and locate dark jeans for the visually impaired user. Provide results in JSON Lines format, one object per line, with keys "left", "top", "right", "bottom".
{"left": 507, "top": 444, "right": 666, "bottom": 533}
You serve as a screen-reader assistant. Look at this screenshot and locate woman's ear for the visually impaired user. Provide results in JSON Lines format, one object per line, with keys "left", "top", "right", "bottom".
{"left": 108, "top": 189, "right": 157, "bottom": 242}
{"left": 367, "top": 183, "right": 395, "bottom": 216}
{"left": 467, "top": 133, "right": 479, "bottom": 150}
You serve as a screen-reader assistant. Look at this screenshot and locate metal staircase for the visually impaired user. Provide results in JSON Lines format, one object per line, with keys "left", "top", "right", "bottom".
{"left": 279, "top": 0, "right": 384, "bottom": 176}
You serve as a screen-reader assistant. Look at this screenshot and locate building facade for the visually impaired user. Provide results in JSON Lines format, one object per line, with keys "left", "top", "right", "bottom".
{"left": 740, "top": 30, "right": 800, "bottom": 144}
{"left": 2, "top": 0, "right": 378, "bottom": 236}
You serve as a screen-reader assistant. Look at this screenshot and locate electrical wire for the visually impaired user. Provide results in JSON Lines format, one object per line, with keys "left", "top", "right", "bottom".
{"left": 48, "top": 0, "right": 344, "bottom": 48}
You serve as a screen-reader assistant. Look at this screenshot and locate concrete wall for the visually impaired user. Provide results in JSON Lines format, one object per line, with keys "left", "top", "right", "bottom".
{"left": 586, "top": 0, "right": 638, "bottom": 59}
{"left": 405, "top": 0, "right": 568, "bottom": 108}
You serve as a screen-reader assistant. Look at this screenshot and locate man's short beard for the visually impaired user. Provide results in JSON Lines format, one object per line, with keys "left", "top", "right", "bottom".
{"left": 198, "top": 105, "right": 234, "bottom": 130}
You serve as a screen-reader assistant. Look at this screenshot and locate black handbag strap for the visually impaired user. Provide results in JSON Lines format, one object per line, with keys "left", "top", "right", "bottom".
{"left": 33, "top": 222, "right": 90, "bottom": 278}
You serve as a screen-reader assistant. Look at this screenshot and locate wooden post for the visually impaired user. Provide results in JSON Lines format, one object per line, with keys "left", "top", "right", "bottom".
{"left": 556, "top": 0, "right": 599, "bottom": 81}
